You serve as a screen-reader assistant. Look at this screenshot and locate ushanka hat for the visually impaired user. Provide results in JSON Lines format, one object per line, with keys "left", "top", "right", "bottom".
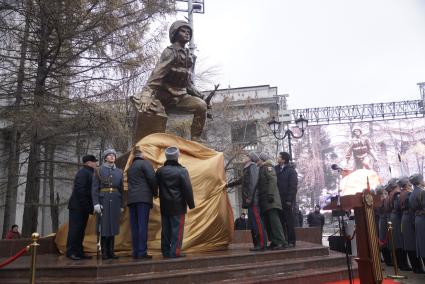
{"left": 165, "top": 146, "right": 180, "bottom": 161}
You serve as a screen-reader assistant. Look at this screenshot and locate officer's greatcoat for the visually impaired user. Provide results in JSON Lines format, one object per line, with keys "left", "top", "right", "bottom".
{"left": 409, "top": 185, "right": 425, "bottom": 257}
{"left": 92, "top": 164, "right": 124, "bottom": 237}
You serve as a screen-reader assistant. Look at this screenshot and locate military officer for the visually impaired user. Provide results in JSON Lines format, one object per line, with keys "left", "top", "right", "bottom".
{"left": 378, "top": 182, "right": 392, "bottom": 265}
{"left": 227, "top": 152, "right": 268, "bottom": 251}
{"left": 256, "top": 152, "right": 287, "bottom": 250}
{"left": 409, "top": 174, "right": 425, "bottom": 267}
{"left": 130, "top": 20, "right": 207, "bottom": 142}
{"left": 92, "top": 149, "right": 124, "bottom": 259}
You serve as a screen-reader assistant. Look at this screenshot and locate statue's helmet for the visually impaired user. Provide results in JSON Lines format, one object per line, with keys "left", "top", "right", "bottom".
{"left": 352, "top": 127, "right": 362, "bottom": 135}
{"left": 169, "top": 20, "right": 192, "bottom": 43}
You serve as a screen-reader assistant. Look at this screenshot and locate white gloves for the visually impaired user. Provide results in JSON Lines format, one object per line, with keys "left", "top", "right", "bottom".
{"left": 94, "top": 204, "right": 102, "bottom": 214}
{"left": 121, "top": 208, "right": 125, "bottom": 213}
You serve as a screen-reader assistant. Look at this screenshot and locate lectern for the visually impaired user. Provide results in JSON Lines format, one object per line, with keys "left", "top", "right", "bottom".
{"left": 324, "top": 190, "right": 383, "bottom": 284}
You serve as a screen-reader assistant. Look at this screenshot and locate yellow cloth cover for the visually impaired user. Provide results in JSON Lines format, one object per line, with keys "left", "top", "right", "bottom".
{"left": 55, "top": 133, "right": 234, "bottom": 254}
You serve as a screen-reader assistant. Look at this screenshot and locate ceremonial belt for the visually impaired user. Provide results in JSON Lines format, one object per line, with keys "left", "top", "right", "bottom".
{"left": 100, "top": 187, "right": 118, "bottom": 193}
{"left": 416, "top": 210, "right": 425, "bottom": 216}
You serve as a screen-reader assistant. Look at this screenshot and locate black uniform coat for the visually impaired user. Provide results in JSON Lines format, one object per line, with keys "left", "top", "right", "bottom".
{"left": 400, "top": 190, "right": 416, "bottom": 251}
{"left": 68, "top": 165, "right": 94, "bottom": 213}
{"left": 274, "top": 163, "right": 298, "bottom": 204}
{"left": 127, "top": 157, "right": 158, "bottom": 207}
{"left": 156, "top": 160, "right": 195, "bottom": 216}
{"left": 92, "top": 164, "right": 124, "bottom": 237}
{"left": 390, "top": 192, "right": 403, "bottom": 249}
{"left": 409, "top": 185, "right": 425, "bottom": 257}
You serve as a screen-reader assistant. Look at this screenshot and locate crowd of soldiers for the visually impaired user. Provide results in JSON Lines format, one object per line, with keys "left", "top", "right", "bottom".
{"left": 376, "top": 173, "right": 425, "bottom": 274}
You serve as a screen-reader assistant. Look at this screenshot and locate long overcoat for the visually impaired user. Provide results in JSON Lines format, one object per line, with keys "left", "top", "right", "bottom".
{"left": 400, "top": 191, "right": 416, "bottom": 251}
{"left": 377, "top": 201, "right": 390, "bottom": 248}
{"left": 390, "top": 193, "right": 403, "bottom": 249}
{"left": 409, "top": 185, "right": 425, "bottom": 257}
{"left": 258, "top": 160, "right": 282, "bottom": 213}
{"left": 92, "top": 164, "right": 124, "bottom": 237}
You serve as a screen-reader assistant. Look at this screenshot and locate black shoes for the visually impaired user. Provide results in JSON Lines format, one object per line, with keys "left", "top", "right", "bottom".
{"left": 271, "top": 244, "right": 288, "bottom": 251}
{"left": 67, "top": 254, "right": 81, "bottom": 261}
{"left": 249, "top": 246, "right": 265, "bottom": 251}
{"left": 134, "top": 254, "right": 153, "bottom": 260}
{"left": 80, "top": 254, "right": 92, "bottom": 260}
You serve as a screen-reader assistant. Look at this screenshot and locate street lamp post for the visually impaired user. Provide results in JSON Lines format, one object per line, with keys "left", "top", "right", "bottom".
{"left": 267, "top": 115, "right": 308, "bottom": 160}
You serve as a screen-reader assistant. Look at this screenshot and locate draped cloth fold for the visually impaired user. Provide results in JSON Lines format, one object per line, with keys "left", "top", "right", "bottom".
{"left": 55, "top": 133, "right": 234, "bottom": 254}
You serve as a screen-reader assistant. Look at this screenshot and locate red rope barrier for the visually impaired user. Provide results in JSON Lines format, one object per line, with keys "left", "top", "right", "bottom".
{"left": 379, "top": 230, "right": 390, "bottom": 247}
{"left": 0, "top": 246, "right": 29, "bottom": 269}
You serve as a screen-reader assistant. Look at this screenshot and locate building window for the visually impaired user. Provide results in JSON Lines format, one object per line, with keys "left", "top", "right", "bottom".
{"left": 231, "top": 121, "right": 257, "bottom": 144}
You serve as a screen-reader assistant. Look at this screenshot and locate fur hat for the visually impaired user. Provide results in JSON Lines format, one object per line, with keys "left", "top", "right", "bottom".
{"left": 397, "top": 176, "right": 410, "bottom": 188}
{"left": 82, "top": 155, "right": 98, "bottom": 163}
{"left": 259, "top": 152, "right": 270, "bottom": 161}
{"left": 409, "top": 173, "right": 424, "bottom": 186}
{"left": 385, "top": 178, "right": 399, "bottom": 192}
{"left": 133, "top": 145, "right": 143, "bottom": 158}
{"left": 165, "top": 146, "right": 180, "bottom": 161}
{"left": 103, "top": 149, "right": 117, "bottom": 160}
{"left": 248, "top": 151, "right": 260, "bottom": 163}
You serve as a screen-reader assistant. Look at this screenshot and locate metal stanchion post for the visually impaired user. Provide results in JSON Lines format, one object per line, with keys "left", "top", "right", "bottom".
{"left": 29, "top": 232, "right": 40, "bottom": 284}
{"left": 387, "top": 222, "right": 406, "bottom": 280}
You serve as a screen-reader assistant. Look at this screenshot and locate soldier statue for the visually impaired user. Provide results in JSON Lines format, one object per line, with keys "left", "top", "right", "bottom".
{"left": 345, "top": 127, "right": 377, "bottom": 170}
{"left": 130, "top": 20, "right": 207, "bottom": 142}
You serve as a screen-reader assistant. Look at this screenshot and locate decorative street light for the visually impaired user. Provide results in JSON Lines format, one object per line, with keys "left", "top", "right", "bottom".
{"left": 267, "top": 115, "right": 308, "bottom": 160}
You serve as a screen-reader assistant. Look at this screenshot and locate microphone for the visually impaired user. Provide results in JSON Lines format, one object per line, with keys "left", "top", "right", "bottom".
{"left": 331, "top": 164, "right": 343, "bottom": 171}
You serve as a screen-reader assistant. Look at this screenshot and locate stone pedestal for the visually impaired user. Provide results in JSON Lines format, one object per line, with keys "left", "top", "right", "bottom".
{"left": 133, "top": 112, "right": 167, "bottom": 144}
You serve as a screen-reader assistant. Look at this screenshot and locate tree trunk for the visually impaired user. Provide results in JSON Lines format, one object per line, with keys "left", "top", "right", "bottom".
{"left": 48, "top": 144, "right": 59, "bottom": 232}
{"left": 2, "top": 130, "right": 20, "bottom": 238}
{"left": 22, "top": 2, "right": 51, "bottom": 237}
{"left": 2, "top": 0, "right": 31, "bottom": 238}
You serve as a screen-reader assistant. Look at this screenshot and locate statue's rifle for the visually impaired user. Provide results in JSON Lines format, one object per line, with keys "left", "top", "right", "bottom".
{"left": 204, "top": 84, "right": 220, "bottom": 119}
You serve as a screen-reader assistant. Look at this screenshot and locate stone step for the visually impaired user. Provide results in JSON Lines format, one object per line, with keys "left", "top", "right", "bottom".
{"left": 215, "top": 266, "right": 358, "bottom": 284}
{"left": 0, "top": 243, "right": 329, "bottom": 279}
{"left": 1, "top": 253, "right": 349, "bottom": 284}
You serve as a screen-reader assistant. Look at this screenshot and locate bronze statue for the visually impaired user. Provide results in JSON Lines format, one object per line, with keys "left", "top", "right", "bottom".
{"left": 345, "top": 127, "right": 377, "bottom": 170}
{"left": 130, "top": 20, "right": 207, "bottom": 142}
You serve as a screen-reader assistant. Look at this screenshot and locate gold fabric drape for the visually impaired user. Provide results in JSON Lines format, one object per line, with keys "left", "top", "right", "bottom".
{"left": 55, "top": 133, "right": 234, "bottom": 254}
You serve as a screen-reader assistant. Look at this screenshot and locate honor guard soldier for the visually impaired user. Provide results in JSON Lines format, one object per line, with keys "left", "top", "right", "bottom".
{"left": 92, "top": 149, "right": 124, "bottom": 259}
{"left": 409, "top": 174, "right": 425, "bottom": 268}
{"left": 400, "top": 176, "right": 425, "bottom": 273}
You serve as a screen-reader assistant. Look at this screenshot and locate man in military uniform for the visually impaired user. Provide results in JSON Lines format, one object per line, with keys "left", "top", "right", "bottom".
{"left": 66, "top": 155, "right": 98, "bottom": 260}
{"left": 92, "top": 149, "right": 124, "bottom": 259}
{"left": 388, "top": 178, "right": 411, "bottom": 271}
{"left": 409, "top": 174, "right": 425, "bottom": 267}
{"left": 378, "top": 181, "right": 392, "bottom": 266}
{"left": 156, "top": 146, "right": 195, "bottom": 258}
{"left": 130, "top": 20, "right": 207, "bottom": 142}
{"left": 345, "top": 127, "right": 377, "bottom": 170}
{"left": 227, "top": 152, "right": 268, "bottom": 251}
{"left": 257, "top": 152, "right": 287, "bottom": 250}
{"left": 400, "top": 176, "right": 425, "bottom": 273}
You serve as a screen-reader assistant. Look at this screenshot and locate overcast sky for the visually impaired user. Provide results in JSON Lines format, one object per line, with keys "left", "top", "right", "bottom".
{"left": 168, "top": 0, "right": 425, "bottom": 109}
